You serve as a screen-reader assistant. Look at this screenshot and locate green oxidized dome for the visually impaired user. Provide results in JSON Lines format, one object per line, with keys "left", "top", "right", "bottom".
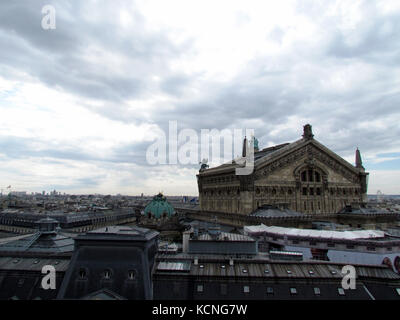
{"left": 143, "top": 193, "right": 175, "bottom": 219}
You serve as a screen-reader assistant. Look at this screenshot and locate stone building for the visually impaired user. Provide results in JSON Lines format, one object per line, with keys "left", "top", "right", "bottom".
{"left": 197, "top": 124, "right": 369, "bottom": 215}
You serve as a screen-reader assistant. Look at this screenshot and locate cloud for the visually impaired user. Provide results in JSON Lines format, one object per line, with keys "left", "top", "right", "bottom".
{"left": 0, "top": 0, "right": 400, "bottom": 195}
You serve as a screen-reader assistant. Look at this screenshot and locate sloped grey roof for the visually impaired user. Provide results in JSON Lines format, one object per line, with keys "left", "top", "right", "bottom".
{"left": 0, "top": 231, "right": 74, "bottom": 253}
{"left": 198, "top": 136, "right": 361, "bottom": 176}
{"left": 196, "top": 231, "right": 255, "bottom": 242}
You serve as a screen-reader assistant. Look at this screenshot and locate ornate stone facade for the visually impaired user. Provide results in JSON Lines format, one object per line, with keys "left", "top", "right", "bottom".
{"left": 197, "top": 124, "right": 369, "bottom": 215}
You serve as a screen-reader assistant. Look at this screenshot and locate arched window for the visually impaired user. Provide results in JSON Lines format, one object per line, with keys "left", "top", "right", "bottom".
{"left": 78, "top": 268, "right": 87, "bottom": 279}
{"left": 103, "top": 269, "right": 111, "bottom": 279}
{"left": 300, "top": 168, "right": 323, "bottom": 183}
{"left": 128, "top": 270, "right": 136, "bottom": 280}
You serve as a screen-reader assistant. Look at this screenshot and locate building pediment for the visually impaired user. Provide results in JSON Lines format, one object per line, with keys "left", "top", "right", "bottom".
{"left": 254, "top": 139, "right": 362, "bottom": 184}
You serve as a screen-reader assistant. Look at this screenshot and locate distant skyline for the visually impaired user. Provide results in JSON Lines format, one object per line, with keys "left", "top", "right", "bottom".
{"left": 1, "top": 1, "right": 400, "bottom": 196}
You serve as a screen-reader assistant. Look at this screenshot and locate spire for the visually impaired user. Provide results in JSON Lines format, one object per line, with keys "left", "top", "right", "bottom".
{"left": 355, "top": 148, "right": 364, "bottom": 169}
{"left": 302, "top": 124, "right": 314, "bottom": 140}
{"left": 242, "top": 136, "right": 247, "bottom": 157}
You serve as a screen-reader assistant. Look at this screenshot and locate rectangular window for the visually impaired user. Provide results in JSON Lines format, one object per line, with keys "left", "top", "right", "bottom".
{"left": 310, "top": 188, "right": 314, "bottom": 195}
{"left": 290, "top": 288, "right": 297, "bottom": 295}
{"left": 316, "top": 188, "right": 321, "bottom": 195}
{"left": 314, "top": 287, "right": 321, "bottom": 295}
{"left": 243, "top": 286, "right": 250, "bottom": 293}
{"left": 267, "top": 287, "right": 274, "bottom": 295}
{"left": 302, "top": 188, "right": 307, "bottom": 196}
{"left": 197, "top": 284, "right": 204, "bottom": 293}
{"left": 396, "top": 288, "right": 400, "bottom": 296}
{"left": 367, "top": 247, "right": 376, "bottom": 251}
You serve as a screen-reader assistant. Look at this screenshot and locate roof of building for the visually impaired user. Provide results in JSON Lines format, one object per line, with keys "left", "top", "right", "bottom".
{"left": 244, "top": 224, "right": 386, "bottom": 240}
{"left": 81, "top": 289, "right": 126, "bottom": 300}
{"left": 198, "top": 125, "right": 363, "bottom": 176}
{"left": 339, "top": 205, "right": 399, "bottom": 215}
{"left": 195, "top": 231, "right": 255, "bottom": 242}
{"left": 0, "top": 231, "right": 74, "bottom": 254}
{"left": 143, "top": 193, "right": 175, "bottom": 218}
{"left": 251, "top": 205, "right": 305, "bottom": 218}
{"left": 154, "top": 260, "right": 400, "bottom": 280}
{"left": 0, "top": 256, "right": 70, "bottom": 272}
{"left": 79, "top": 225, "right": 159, "bottom": 242}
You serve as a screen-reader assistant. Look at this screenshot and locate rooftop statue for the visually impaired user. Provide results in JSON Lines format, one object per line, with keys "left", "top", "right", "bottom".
{"left": 251, "top": 135, "right": 259, "bottom": 152}
{"left": 199, "top": 158, "right": 209, "bottom": 171}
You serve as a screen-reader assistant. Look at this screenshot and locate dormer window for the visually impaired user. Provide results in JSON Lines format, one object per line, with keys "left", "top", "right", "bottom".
{"left": 79, "top": 268, "right": 87, "bottom": 279}
{"left": 128, "top": 270, "right": 136, "bottom": 280}
{"left": 103, "top": 269, "right": 111, "bottom": 279}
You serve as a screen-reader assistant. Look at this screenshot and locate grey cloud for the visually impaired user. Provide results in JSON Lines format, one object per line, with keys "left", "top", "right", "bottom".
{"left": 0, "top": 0, "right": 192, "bottom": 106}
{"left": 1, "top": 0, "right": 400, "bottom": 193}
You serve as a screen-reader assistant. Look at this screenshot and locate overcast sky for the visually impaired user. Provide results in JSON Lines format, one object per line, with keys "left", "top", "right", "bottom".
{"left": 0, "top": 0, "right": 400, "bottom": 196}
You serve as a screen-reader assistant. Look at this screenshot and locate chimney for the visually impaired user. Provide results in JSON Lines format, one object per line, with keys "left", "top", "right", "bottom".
{"left": 182, "top": 227, "right": 192, "bottom": 253}
{"left": 302, "top": 124, "right": 314, "bottom": 140}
